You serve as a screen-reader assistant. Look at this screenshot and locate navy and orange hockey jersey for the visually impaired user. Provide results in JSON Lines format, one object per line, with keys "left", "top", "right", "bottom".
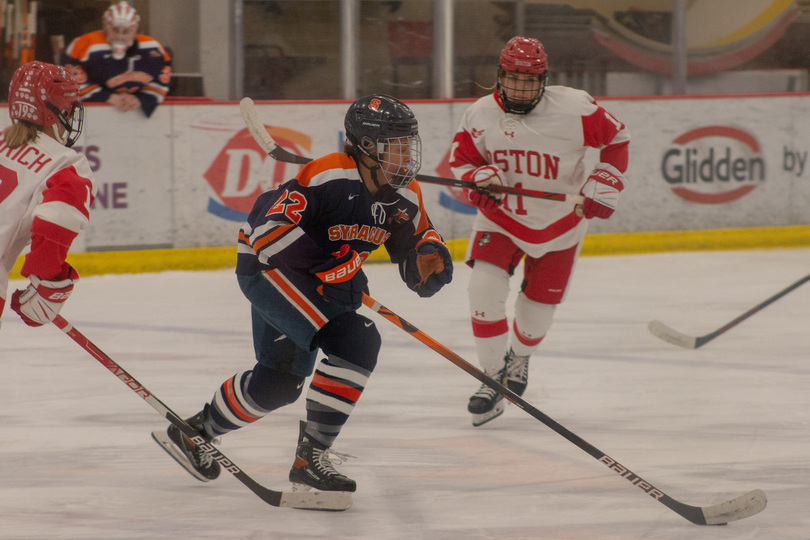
{"left": 61, "top": 31, "right": 172, "bottom": 118}
{"left": 237, "top": 153, "right": 445, "bottom": 283}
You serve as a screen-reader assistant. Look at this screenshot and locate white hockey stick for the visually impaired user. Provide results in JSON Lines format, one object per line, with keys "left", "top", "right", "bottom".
{"left": 238, "top": 97, "right": 585, "bottom": 204}
{"left": 649, "top": 271, "right": 810, "bottom": 349}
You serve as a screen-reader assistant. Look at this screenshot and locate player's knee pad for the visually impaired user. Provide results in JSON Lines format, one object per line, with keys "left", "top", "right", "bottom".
{"left": 468, "top": 261, "right": 511, "bottom": 321}
{"left": 247, "top": 363, "right": 306, "bottom": 412}
{"left": 312, "top": 311, "right": 381, "bottom": 372}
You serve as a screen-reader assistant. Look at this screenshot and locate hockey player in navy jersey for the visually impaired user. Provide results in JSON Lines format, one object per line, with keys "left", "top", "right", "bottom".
{"left": 61, "top": 2, "right": 171, "bottom": 118}
{"left": 153, "top": 95, "right": 453, "bottom": 494}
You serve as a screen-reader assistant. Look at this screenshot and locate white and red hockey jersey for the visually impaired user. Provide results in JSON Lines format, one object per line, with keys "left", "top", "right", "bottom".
{"left": 0, "top": 133, "right": 96, "bottom": 317}
{"left": 449, "top": 87, "right": 630, "bottom": 255}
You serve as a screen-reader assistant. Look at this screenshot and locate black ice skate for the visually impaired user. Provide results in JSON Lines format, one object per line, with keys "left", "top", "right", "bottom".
{"left": 467, "top": 369, "right": 506, "bottom": 427}
{"left": 151, "top": 405, "right": 221, "bottom": 482}
{"left": 289, "top": 421, "right": 356, "bottom": 492}
{"left": 504, "top": 349, "right": 530, "bottom": 396}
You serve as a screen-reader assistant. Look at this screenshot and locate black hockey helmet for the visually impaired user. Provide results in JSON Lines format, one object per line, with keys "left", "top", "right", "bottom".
{"left": 344, "top": 94, "right": 421, "bottom": 189}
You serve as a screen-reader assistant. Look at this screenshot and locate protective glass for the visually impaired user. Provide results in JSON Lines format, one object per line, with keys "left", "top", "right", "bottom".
{"left": 376, "top": 134, "right": 422, "bottom": 189}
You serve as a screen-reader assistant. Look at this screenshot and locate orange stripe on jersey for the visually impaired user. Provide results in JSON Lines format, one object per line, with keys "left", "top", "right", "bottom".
{"left": 311, "top": 372, "right": 362, "bottom": 403}
{"left": 406, "top": 179, "right": 432, "bottom": 235}
{"left": 79, "top": 84, "right": 102, "bottom": 97}
{"left": 64, "top": 31, "right": 107, "bottom": 62}
{"left": 134, "top": 35, "right": 172, "bottom": 61}
{"left": 224, "top": 377, "right": 261, "bottom": 423}
{"left": 295, "top": 153, "right": 357, "bottom": 187}
{"left": 250, "top": 222, "right": 295, "bottom": 253}
{"left": 263, "top": 269, "right": 329, "bottom": 329}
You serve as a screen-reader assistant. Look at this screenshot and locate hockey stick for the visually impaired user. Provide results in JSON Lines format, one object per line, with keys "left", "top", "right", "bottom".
{"left": 361, "top": 293, "right": 766, "bottom": 525}
{"left": 51, "top": 315, "right": 351, "bottom": 511}
{"left": 238, "top": 97, "right": 584, "bottom": 205}
{"left": 649, "top": 272, "right": 810, "bottom": 349}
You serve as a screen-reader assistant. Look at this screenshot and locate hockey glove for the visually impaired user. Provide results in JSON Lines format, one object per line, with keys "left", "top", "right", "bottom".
{"left": 11, "top": 263, "right": 79, "bottom": 327}
{"left": 400, "top": 240, "right": 453, "bottom": 298}
{"left": 580, "top": 163, "right": 625, "bottom": 219}
{"left": 312, "top": 244, "right": 368, "bottom": 310}
{"left": 466, "top": 165, "right": 504, "bottom": 211}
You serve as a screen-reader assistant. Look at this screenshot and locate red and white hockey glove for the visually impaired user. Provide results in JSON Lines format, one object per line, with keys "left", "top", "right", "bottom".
{"left": 466, "top": 165, "right": 504, "bottom": 211}
{"left": 11, "top": 263, "right": 79, "bottom": 327}
{"left": 580, "top": 163, "right": 626, "bottom": 219}
{"left": 313, "top": 244, "right": 368, "bottom": 310}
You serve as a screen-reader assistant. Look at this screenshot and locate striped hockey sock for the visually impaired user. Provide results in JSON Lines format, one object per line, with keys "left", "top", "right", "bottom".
{"left": 304, "top": 355, "right": 370, "bottom": 447}
{"left": 206, "top": 370, "right": 270, "bottom": 436}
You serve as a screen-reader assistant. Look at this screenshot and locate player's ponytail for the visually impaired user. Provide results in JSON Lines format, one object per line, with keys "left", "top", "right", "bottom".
{"left": 2, "top": 122, "right": 39, "bottom": 148}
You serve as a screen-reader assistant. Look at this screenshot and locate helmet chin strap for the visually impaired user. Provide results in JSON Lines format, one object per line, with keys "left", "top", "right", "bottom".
{"left": 356, "top": 150, "right": 393, "bottom": 198}
{"left": 49, "top": 124, "right": 68, "bottom": 146}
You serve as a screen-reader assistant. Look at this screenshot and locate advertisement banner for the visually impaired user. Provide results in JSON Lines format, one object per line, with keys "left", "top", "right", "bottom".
{"left": 48, "top": 93, "right": 810, "bottom": 252}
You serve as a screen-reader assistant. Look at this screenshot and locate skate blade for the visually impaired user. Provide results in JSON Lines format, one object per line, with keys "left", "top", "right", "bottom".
{"left": 471, "top": 401, "right": 506, "bottom": 427}
{"left": 287, "top": 483, "right": 354, "bottom": 511}
{"left": 151, "top": 429, "right": 215, "bottom": 483}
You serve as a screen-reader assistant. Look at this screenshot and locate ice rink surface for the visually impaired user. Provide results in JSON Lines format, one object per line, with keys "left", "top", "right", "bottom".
{"left": 1, "top": 248, "right": 808, "bottom": 540}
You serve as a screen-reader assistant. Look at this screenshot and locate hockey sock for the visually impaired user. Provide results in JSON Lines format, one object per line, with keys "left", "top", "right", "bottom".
{"left": 304, "top": 355, "right": 371, "bottom": 447}
{"left": 206, "top": 365, "right": 304, "bottom": 436}
{"left": 510, "top": 294, "right": 555, "bottom": 357}
{"left": 468, "top": 261, "right": 511, "bottom": 372}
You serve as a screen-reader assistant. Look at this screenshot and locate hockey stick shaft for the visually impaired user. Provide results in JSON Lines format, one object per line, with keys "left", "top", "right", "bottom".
{"left": 238, "top": 97, "right": 584, "bottom": 204}
{"left": 51, "top": 315, "right": 349, "bottom": 510}
{"left": 361, "top": 293, "right": 766, "bottom": 525}
{"left": 650, "top": 271, "right": 810, "bottom": 349}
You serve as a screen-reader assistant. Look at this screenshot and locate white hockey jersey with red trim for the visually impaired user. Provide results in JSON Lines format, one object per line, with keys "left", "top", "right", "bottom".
{"left": 0, "top": 134, "right": 96, "bottom": 303}
{"left": 449, "top": 87, "right": 630, "bottom": 253}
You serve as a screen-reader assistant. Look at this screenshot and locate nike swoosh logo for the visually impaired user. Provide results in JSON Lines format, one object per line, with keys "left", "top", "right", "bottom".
{"left": 349, "top": 194, "right": 358, "bottom": 200}
{"left": 274, "top": 335, "right": 287, "bottom": 342}
{"left": 364, "top": 321, "right": 373, "bottom": 327}
{"left": 297, "top": 381, "right": 305, "bottom": 389}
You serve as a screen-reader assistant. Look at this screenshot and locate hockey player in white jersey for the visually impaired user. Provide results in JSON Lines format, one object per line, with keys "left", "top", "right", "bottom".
{"left": 449, "top": 36, "right": 630, "bottom": 426}
{"left": 0, "top": 62, "right": 96, "bottom": 329}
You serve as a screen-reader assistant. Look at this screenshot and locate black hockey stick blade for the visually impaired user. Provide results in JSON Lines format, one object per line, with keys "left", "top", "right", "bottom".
{"left": 238, "top": 97, "right": 584, "bottom": 204}
{"left": 649, "top": 271, "right": 810, "bottom": 349}
{"left": 52, "top": 315, "right": 352, "bottom": 511}
{"left": 362, "top": 293, "right": 766, "bottom": 525}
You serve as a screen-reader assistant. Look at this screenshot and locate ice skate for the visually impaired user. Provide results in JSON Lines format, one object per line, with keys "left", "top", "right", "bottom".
{"left": 504, "top": 349, "right": 530, "bottom": 396}
{"left": 289, "top": 421, "right": 356, "bottom": 493}
{"left": 467, "top": 369, "right": 506, "bottom": 426}
{"left": 152, "top": 405, "right": 221, "bottom": 482}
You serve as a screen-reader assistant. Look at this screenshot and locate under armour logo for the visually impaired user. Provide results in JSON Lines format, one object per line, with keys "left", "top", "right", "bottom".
{"left": 474, "top": 310, "right": 485, "bottom": 317}
{"left": 471, "top": 128, "right": 485, "bottom": 138}
{"left": 504, "top": 131, "right": 515, "bottom": 138}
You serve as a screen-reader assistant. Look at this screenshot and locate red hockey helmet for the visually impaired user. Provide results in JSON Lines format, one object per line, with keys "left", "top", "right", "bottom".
{"left": 497, "top": 37, "right": 548, "bottom": 114}
{"left": 500, "top": 36, "right": 548, "bottom": 75}
{"left": 8, "top": 61, "right": 84, "bottom": 147}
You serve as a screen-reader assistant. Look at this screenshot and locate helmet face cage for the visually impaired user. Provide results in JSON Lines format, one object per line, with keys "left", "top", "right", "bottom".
{"left": 47, "top": 100, "right": 85, "bottom": 148}
{"left": 375, "top": 133, "right": 422, "bottom": 189}
{"left": 497, "top": 36, "right": 548, "bottom": 115}
{"left": 8, "top": 61, "right": 84, "bottom": 146}
{"left": 345, "top": 94, "right": 422, "bottom": 189}
{"left": 497, "top": 69, "right": 547, "bottom": 115}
